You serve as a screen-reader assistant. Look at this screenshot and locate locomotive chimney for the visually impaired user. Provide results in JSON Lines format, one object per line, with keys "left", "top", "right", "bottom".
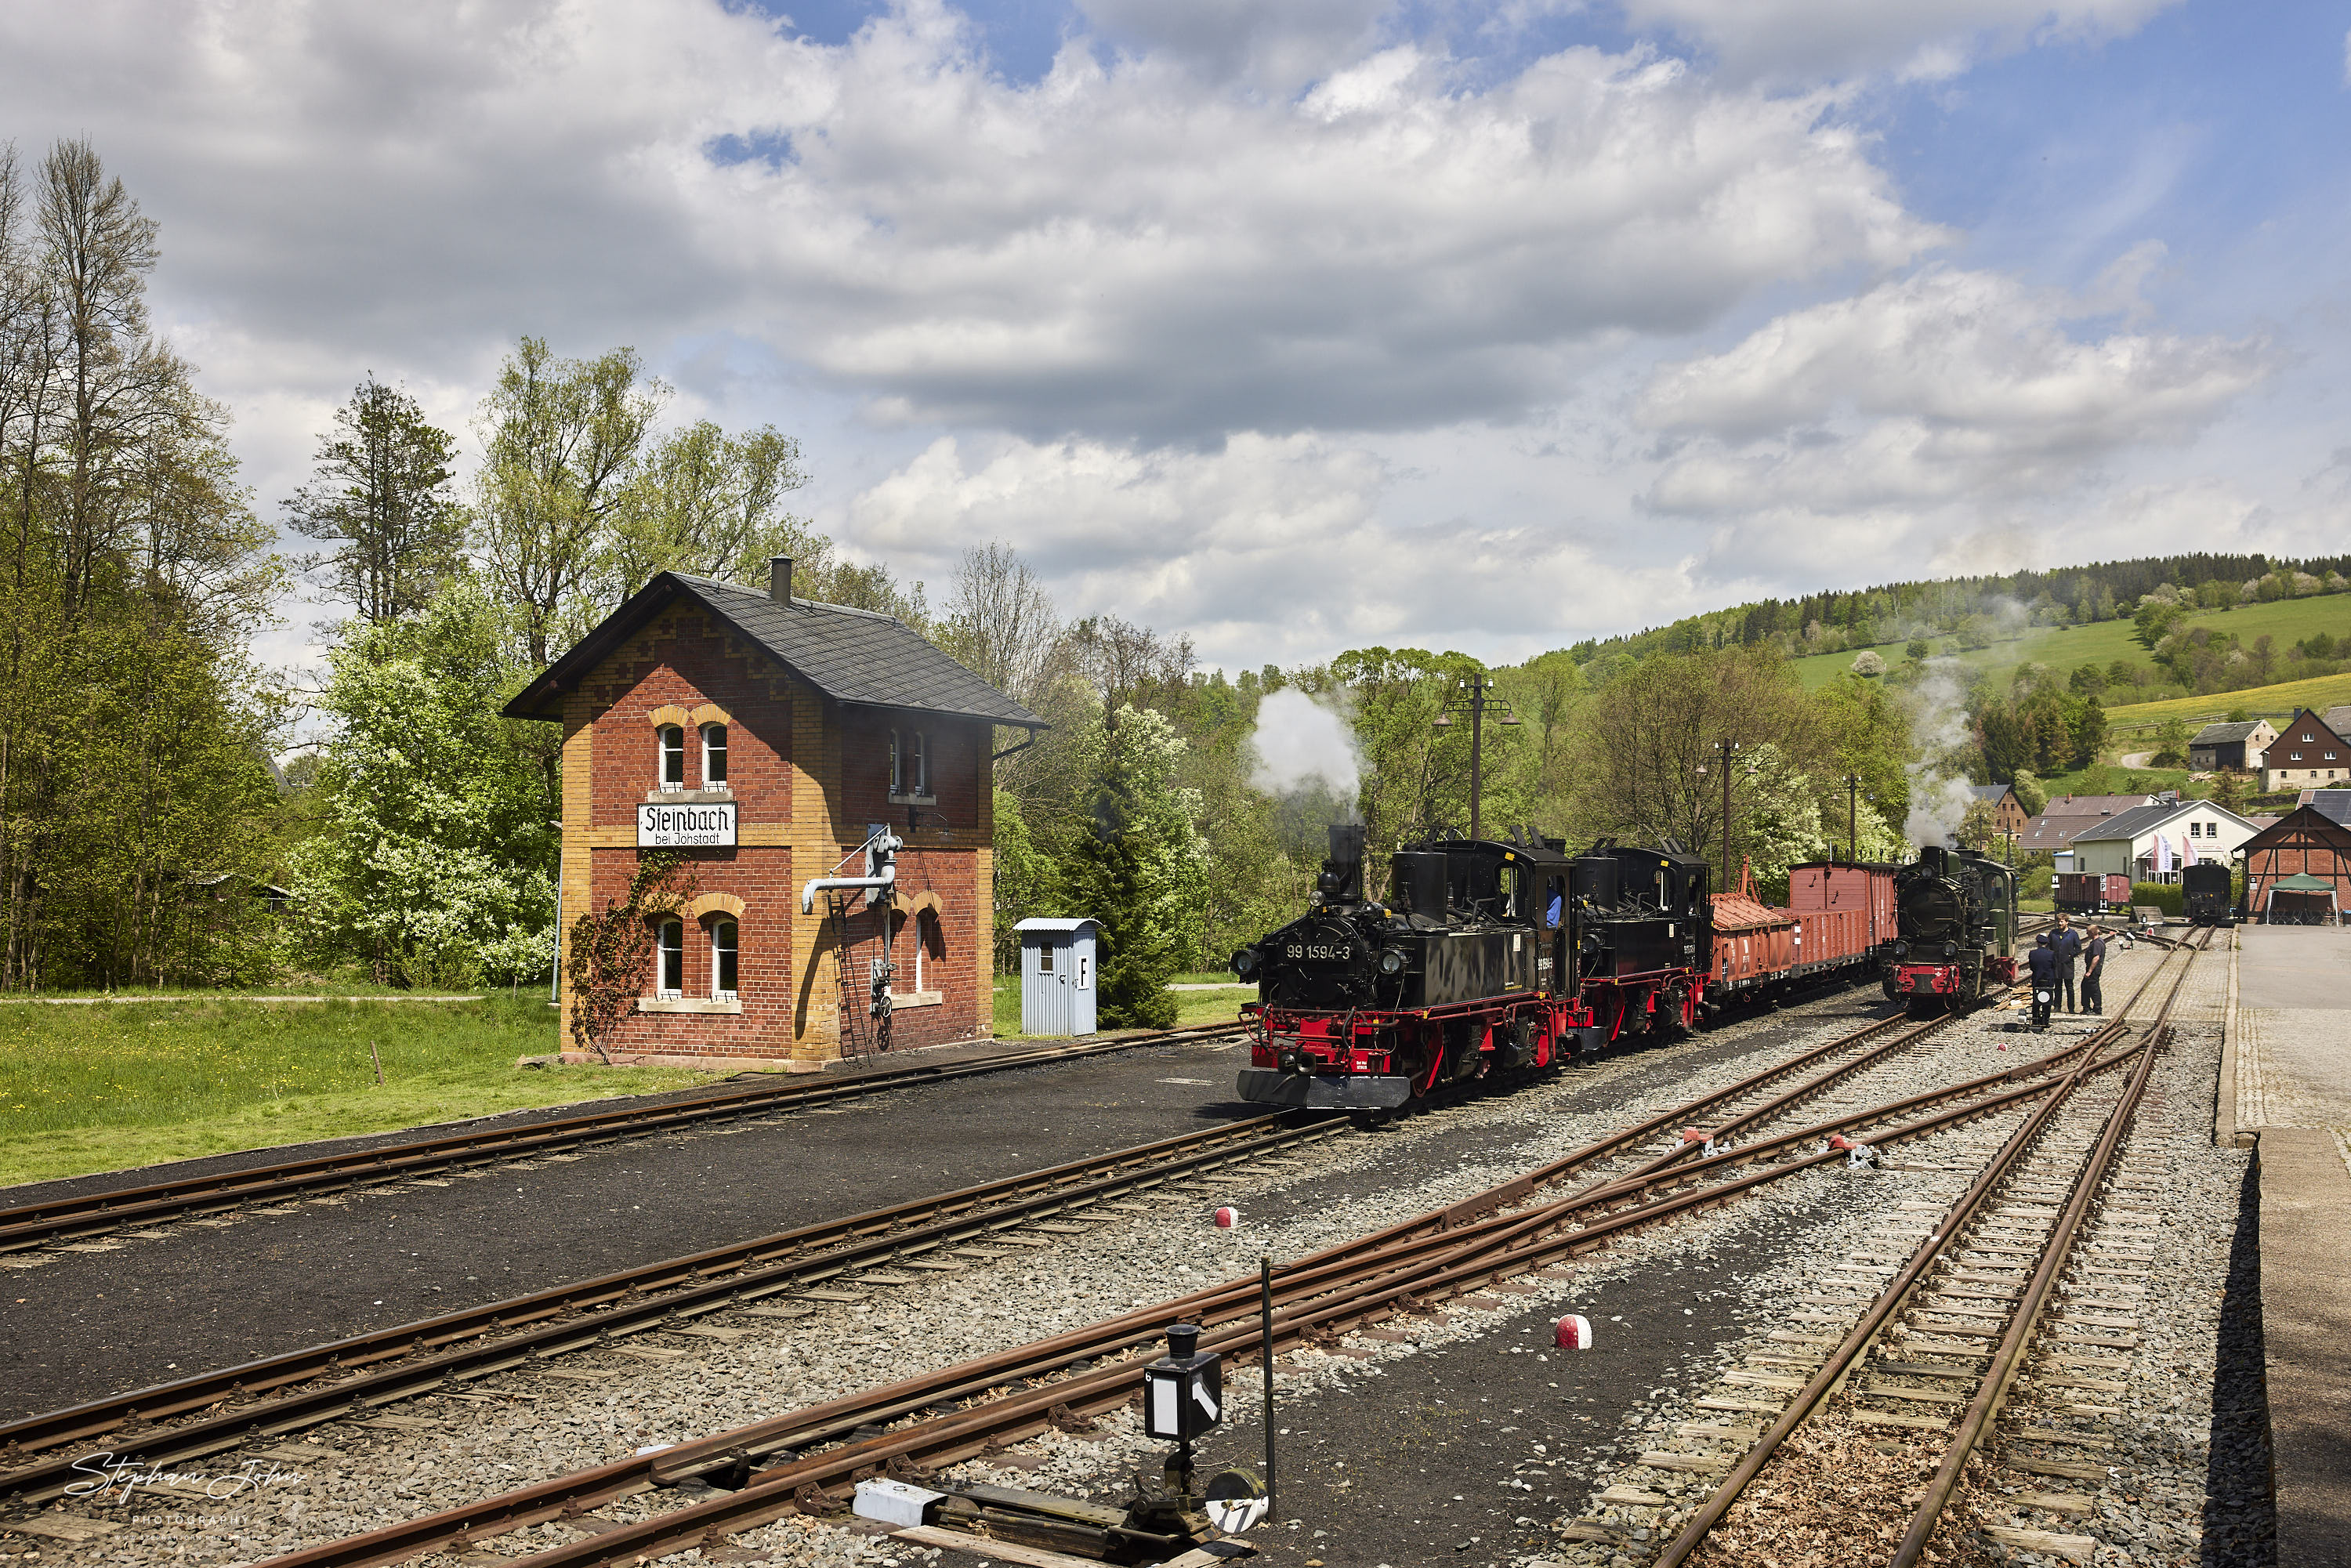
{"left": 1319, "top": 824, "right": 1366, "bottom": 906}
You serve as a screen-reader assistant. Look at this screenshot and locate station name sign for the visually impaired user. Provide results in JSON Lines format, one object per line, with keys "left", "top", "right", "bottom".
{"left": 637, "top": 801, "right": 737, "bottom": 848}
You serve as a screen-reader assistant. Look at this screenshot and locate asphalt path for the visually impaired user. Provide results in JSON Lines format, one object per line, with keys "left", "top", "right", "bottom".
{"left": 0, "top": 993, "right": 1887, "bottom": 1425}
{"left": 0, "top": 1034, "right": 1262, "bottom": 1420}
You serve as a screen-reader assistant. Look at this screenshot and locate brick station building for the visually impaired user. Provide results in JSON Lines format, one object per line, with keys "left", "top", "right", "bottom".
{"left": 505, "top": 560, "right": 1045, "bottom": 1070}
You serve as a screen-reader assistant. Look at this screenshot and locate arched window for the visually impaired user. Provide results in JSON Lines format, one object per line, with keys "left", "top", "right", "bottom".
{"left": 701, "top": 723, "right": 728, "bottom": 786}
{"left": 657, "top": 726, "right": 686, "bottom": 789}
{"left": 656, "top": 918, "right": 684, "bottom": 997}
{"left": 710, "top": 918, "right": 738, "bottom": 999}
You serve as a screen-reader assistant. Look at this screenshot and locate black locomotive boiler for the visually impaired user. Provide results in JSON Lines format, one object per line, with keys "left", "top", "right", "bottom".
{"left": 1231, "top": 826, "right": 1708, "bottom": 1110}
{"left": 1883, "top": 845, "right": 2018, "bottom": 1014}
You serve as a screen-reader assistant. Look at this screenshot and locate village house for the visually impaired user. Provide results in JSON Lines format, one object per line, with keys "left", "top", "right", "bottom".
{"left": 2012, "top": 793, "right": 2161, "bottom": 858}
{"left": 2259, "top": 708, "right": 2351, "bottom": 791}
{"left": 2064, "top": 798, "right": 2259, "bottom": 885}
{"left": 2187, "top": 719, "right": 2277, "bottom": 773}
{"left": 1967, "top": 784, "right": 2030, "bottom": 838}
{"left": 504, "top": 559, "right": 1045, "bottom": 1070}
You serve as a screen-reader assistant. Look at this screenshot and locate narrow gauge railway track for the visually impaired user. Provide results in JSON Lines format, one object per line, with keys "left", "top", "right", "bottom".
{"left": 0, "top": 1000, "right": 1929, "bottom": 1506}
{"left": 0, "top": 1023, "right": 1252, "bottom": 1252}
{"left": 219, "top": 1002, "right": 2154, "bottom": 1568}
{"left": 1636, "top": 930, "right": 2211, "bottom": 1568}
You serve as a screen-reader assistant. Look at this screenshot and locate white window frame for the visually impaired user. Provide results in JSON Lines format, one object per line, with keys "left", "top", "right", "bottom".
{"left": 701, "top": 723, "right": 729, "bottom": 787}
{"left": 709, "top": 917, "right": 738, "bottom": 1001}
{"left": 889, "top": 726, "right": 933, "bottom": 802}
{"left": 656, "top": 918, "right": 685, "bottom": 998}
{"left": 658, "top": 726, "right": 686, "bottom": 791}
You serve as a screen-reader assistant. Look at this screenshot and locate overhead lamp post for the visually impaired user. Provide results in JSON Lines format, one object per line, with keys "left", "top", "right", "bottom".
{"left": 1433, "top": 671, "right": 1520, "bottom": 842}
{"left": 1715, "top": 738, "right": 1741, "bottom": 891}
{"left": 1842, "top": 772, "right": 1862, "bottom": 863}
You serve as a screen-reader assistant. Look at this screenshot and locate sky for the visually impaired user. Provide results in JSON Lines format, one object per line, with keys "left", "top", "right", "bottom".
{"left": 4, "top": 0, "right": 2348, "bottom": 677}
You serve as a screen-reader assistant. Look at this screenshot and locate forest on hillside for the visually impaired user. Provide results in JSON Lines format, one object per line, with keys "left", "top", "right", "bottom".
{"left": 1574, "top": 555, "right": 2351, "bottom": 671}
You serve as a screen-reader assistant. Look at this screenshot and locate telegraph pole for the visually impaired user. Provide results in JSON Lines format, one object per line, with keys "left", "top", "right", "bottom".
{"left": 1436, "top": 673, "right": 1520, "bottom": 841}
{"left": 1842, "top": 773, "right": 1860, "bottom": 863}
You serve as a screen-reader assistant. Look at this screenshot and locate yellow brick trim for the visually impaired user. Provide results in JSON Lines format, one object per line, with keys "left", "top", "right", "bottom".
{"left": 683, "top": 892, "right": 745, "bottom": 920}
{"left": 973, "top": 846, "right": 993, "bottom": 1037}
{"left": 688, "top": 702, "right": 734, "bottom": 729}
{"left": 647, "top": 704, "right": 694, "bottom": 730}
{"left": 558, "top": 704, "right": 596, "bottom": 1045}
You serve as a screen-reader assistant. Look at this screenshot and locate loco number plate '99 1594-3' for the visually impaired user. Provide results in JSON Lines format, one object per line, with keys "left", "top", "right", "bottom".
{"left": 1287, "top": 943, "right": 1353, "bottom": 963}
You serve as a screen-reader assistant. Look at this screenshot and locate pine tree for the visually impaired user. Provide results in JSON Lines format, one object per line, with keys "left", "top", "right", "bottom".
{"left": 1059, "top": 707, "right": 1204, "bottom": 1029}
{"left": 284, "top": 376, "right": 465, "bottom": 625}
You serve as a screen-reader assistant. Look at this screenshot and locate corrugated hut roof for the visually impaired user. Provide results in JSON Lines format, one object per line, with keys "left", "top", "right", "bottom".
{"left": 505, "top": 571, "right": 1047, "bottom": 729}
{"left": 2191, "top": 720, "right": 2268, "bottom": 744}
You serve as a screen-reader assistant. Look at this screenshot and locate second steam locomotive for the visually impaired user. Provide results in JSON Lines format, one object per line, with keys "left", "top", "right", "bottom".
{"left": 1231, "top": 825, "right": 2002, "bottom": 1112}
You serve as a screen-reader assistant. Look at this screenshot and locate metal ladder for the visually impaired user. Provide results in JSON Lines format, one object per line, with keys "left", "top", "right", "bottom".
{"left": 825, "top": 891, "right": 892, "bottom": 1057}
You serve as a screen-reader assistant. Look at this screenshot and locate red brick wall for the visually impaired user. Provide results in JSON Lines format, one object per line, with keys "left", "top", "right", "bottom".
{"left": 558, "top": 603, "right": 992, "bottom": 1066}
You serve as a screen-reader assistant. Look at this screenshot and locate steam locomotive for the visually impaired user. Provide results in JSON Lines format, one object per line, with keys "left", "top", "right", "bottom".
{"left": 1230, "top": 826, "right": 1710, "bottom": 1110}
{"left": 1882, "top": 846, "right": 2018, "bottom": 1014}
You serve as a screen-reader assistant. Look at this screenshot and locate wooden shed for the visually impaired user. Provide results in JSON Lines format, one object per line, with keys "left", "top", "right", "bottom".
{"left": 1016, "top": 918, "right": 1099, "bottom": 1036}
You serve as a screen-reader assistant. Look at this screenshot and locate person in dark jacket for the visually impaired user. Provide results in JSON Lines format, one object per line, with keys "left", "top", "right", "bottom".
{"left": 2025, "top": 934, "right": 2059, "bottom": 1028}
{"left": 2052, "top": 915, "right": 2084, "bottom": 1012}
{"left": 2025, "top": 934, "right": 2059, "bottom": 985}
{"left": 2081, "top": 925, "right": 2107, "bottom": 1016}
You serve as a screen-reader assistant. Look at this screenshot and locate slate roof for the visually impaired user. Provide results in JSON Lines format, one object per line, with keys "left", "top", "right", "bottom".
{"left": 2325, "top": 706, "right": 2351, "bottom": 736}
{"left": 504, "top": 572, "right": 1048, "bottom": 729}
{"left": 2309, "top": 790, "right": 2351, "bottom": 827}
{"left": 2190, "top": 720, "right": 2269, "bottom": 745}
{"left": 2014, "top": 794, "right": 2161, "bottom": 852}
{"left": 2038, "top": 794, "right": 2159, "bottom": 817}
{"left": 1968, "top": 784, "right": 2012, "bottom": 803}
{"left": 2070, "top": 799, "right": 2258, "bottom": 846}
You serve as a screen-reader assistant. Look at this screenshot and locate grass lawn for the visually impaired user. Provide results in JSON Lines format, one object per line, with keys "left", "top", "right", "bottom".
{"left": 1784, "top": 592, "right": 2351, "bottom": 696}
{"left": 0, "top": 997, "right": 725, "bottom": 1190}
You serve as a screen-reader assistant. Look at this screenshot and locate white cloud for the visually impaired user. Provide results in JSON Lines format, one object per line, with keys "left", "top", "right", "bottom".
{"left": 1620, "top": 0, "right": 2183, "bottom": 81}
{"left": 841, "top": 429, "right": 1716, "bottom": 667}
{"left": 0, "top": 0, "right": 1936, "bottom": 447}
{"left": 1636, "top": 263, "right": 2271, "bottom": 524}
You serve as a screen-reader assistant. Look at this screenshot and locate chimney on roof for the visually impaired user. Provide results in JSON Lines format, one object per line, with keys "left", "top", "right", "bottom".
{"left": 770, "top": 556, "right": 792, "bottom": 605}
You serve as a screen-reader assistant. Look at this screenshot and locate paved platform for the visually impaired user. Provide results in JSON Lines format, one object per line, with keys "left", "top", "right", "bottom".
{"left": 2228, "top": 925, "right": 2351, "bottom": 1566}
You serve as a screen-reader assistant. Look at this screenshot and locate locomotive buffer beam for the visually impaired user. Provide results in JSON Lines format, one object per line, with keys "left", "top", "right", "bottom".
{"left": 1237, "top": 1068, "right": 1415, "bottom": 1110}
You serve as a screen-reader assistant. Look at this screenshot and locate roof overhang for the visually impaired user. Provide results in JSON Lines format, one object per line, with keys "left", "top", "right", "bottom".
{"left": 502, "top": 572, "right": 1050, "bottom": 731}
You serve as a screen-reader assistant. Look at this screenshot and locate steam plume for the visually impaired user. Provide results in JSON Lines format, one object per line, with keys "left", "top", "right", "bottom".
{"left": 1248, "top": 688, "right": 1363, "bottom": 821}
{"left": 1901, "top": 664, "right": 1981, "bottom": 848}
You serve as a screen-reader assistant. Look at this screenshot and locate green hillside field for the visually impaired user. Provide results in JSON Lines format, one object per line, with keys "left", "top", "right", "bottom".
{"left": 1784, "top": 592, "right": 2351, "bottom": 696}
{"left": 2098, "top": 672, "right": 2351, "bottom": 735}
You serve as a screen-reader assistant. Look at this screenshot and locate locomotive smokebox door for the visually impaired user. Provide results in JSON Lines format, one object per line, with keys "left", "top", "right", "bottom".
{"left": 1143, "top": 1324, "right": 1223, "bottom": 1442}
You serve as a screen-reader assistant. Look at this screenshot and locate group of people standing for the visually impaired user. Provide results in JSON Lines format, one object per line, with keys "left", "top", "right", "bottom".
{"left": 2025, "top": 914, "right": 2110, "bottom": 1014}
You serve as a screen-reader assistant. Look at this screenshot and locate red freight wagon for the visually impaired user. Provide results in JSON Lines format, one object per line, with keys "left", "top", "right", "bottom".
{"left": 1706, "top": 861, "right": 1900, "bottom": 1007}
{"left": 1708, "top": 892, "right": 1794, "bottom": 997}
